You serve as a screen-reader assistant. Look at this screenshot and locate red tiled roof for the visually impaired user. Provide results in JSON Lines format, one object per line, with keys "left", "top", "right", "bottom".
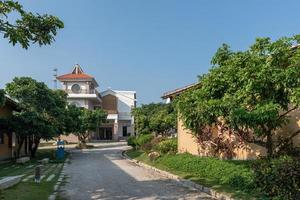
{"left": 57, "top": 73, "right": 93, "bottom": 80}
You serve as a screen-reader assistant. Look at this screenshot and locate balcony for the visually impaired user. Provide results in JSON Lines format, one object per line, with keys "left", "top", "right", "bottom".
{"left": 65, "top": 89, "right": 100, "bottom": 96}
{"left": 66, "top": 89, "right": 101, "bottom": 102}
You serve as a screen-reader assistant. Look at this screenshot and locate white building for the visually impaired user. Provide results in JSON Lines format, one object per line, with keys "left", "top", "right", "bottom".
{"left": 57, "top": 64, "right": 136, "bottom": 141}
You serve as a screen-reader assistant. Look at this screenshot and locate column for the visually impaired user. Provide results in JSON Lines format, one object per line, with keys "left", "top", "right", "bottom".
{"left": 113, "top": 119, "right": 119, "bottom": 141}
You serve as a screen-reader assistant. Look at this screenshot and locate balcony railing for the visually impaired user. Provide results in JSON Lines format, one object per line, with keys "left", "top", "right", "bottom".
{"left": 65, "top": 89, "right": 100, "bottom": 96}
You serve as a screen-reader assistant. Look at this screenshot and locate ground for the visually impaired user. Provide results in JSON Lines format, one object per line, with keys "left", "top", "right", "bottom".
{"left": 0, "top": 149, "right": 64, "bottom": 200}
{"left": 58, "top": 142, "right": 213, "bottom": 200}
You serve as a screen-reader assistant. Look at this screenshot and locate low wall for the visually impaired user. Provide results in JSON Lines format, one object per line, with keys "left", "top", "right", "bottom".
{"left": 177, "top": 110, "right": 300, "bottom": 160}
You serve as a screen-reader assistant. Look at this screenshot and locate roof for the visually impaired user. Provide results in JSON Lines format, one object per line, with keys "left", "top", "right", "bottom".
{"left": 4, "top": 94, "right": 19, "bottom": 108}
{"left": 57, "top": 64, "right": 94, "bottom": 80}
{"left": 161, "top": 82, "right": 200, "bottom": 99}
{"left": 57, "top": 73, "right": 93, "bottom": 79}
{"left": 57, "top": 64, "right": 99, "bottom": 87}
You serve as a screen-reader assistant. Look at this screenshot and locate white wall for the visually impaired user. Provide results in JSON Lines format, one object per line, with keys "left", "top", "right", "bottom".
{"left": 68, "top": 99, "right": 88, "bottom": 109}
{"left": 115, "top": 91, "right": 136, "bottom": 121}
{"left": 117, "top": 120, "right": 133, "bottom": 137}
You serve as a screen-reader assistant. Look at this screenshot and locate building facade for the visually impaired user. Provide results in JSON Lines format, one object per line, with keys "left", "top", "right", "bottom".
{"left": 0, "top": 96, "right": 29, "bottom": 160}
{"left": 57, "top": 65, "right": 136, "bottom": 142}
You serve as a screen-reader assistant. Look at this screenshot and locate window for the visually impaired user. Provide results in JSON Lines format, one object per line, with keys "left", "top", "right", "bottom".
{"left": 71, "top": 84, "right": 81, "bottom": 93}
{"left": 0, "top": 132, "right": 4, "bottom": 144}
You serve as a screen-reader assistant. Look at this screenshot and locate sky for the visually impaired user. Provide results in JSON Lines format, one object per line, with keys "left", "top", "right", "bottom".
{"left": 1, "top": 0, "right": 300, "bottom": 104}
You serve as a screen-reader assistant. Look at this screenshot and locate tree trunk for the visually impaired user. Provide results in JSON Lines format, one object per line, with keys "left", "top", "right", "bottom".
{"left": 266, "top": 133, "right": 273, "bottom": 158}
{"left": 16, "top": 136, "right": 25, "bottom": 158}
{"left": 30, "top": 137, "right": 40, "bottom": 158}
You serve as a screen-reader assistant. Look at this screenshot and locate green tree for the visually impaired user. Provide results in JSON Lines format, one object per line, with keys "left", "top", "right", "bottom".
{"left": 132, "top": 103, "right": 177, "bottom": 136}
{"left": 4, "top": 77, "right": 68, "bottom": 157}
{"left": 80, "top": 108, "right": 107, "bottom": 144}
{"left": 64, "top": 105, "right": 83, "bottom": 137}
{"left": 177, "top": 36, "right": 300, "bottom": 157}
{"left": 0, "top": 0, "right": 64, "bottom": 49}
{"left": 65, "top": 106, "right": 107, "bottom": 145}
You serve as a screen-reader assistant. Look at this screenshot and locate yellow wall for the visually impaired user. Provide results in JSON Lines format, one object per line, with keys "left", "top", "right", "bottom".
{"left": 0, "top": 103, "right": 13, "bottom": 160}
{"left": 178, "top": 109, "right": 300, "bottom": 160}
{"left": 0, "top": 102, "right": 28, "bottom": 160}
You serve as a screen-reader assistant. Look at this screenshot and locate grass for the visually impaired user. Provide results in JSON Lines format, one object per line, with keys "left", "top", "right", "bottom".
{"left": 126, "top": 149, "right": 263, "bottom": 200}
{"left": 0, "top": 149, "right": 67, "bottom": 200}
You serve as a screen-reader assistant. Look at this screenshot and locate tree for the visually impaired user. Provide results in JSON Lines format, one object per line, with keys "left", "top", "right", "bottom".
{"left": 0, "top": 89, "right": 5, "bottom": 107}
{"left": 177, "top": 36, "right": 300, "bottom": 157}
{"left": 132, "top": 103, "right": 177, "bottom": 136}
{"left": 4, "top": 77, "right": 68, "bottom": 157}
{"left": 80, "top": 108, "right": 107, "bottom": 144}
{"left": 0, "top": 0, "right": 64, "bottom": 49}
{"left": 65, "top": 106, "right": 107, "bottom": 145}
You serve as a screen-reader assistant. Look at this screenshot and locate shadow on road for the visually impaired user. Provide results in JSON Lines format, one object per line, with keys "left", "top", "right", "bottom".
{"left": 59, "top": 144, "right": 213, "bottom": 200}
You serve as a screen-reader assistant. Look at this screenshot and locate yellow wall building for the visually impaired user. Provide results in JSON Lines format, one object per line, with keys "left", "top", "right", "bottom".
{"left": 162, "top": 83, "right": 300, "bottom": 160}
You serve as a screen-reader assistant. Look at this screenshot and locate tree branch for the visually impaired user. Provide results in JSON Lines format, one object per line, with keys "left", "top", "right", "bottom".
{"left": 279, "top": 106, "right": 297, "bottom": 118}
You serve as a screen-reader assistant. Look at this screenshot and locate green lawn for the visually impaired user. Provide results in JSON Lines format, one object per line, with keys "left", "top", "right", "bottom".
{"left": 126, "top": 149, "right": 263, "bottom": 200}
{"left": 0, "top": 149, "right": 66, "bottom": 200}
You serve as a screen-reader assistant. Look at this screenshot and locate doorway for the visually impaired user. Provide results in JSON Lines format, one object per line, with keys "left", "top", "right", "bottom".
{"left": 99, "top": 127, "right": 113, "bottom": 140}
{"left": 122, "top": 126, "right": 128, "bottom": 137}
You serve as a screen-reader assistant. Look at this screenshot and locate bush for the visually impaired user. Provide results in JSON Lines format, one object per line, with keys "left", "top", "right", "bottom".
{"left": 127, "top": 136, "right": 137, "bottom": 149}
{"left": 155, "top": 138, "right": 178, "bottom": 154}
{"left": 252, "top": 156, "right": 300, "bottom": 200}
{"left": 136, "top": 134, "right": 154, "bottom": 149}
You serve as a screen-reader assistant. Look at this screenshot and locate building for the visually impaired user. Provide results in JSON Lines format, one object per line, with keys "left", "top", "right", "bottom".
{"left": 57, "top": 64, "right": 136, "bottom": 142}
{"left": 162, "top": 83, "right": 300, "bottom": 160}
{"left": 0, "top": 96, "right": 29, "bottom": 161}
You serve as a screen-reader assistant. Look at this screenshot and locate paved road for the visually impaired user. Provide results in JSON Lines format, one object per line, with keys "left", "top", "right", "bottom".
{"left": 59, "top": 142, "right": 213, "bottom": 200}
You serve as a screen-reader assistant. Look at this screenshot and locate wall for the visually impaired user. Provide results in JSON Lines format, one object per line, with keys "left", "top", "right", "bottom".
{"left": 117, "top": 120, "right": 133, "bottom": 137}
{"left": 0, "top": 103, "right": 13, "bottom": 160}
{"left": 177, "top": 113, "right": 300, "bottom": 160}
{"left": 115, "top": 91, "right": 135, "bottom": 121}
{"left": 61, "top": 81, "right": 90, "bottom": 93}
{"left": 0, "top": 102, "right": 30, "bottom": 160}
{"left": 178, "top": 119, "right": 268, "bottom": 160}
{"left": 102, "top": 94, "right": 117, "bottom": 113}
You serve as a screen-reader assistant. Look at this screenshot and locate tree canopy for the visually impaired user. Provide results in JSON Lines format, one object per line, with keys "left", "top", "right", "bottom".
{"left": 4, "top": 77, "right": 68, "bottom": 157}
{"left": 65, "top": 105, "right": 107, "bottom": 144}
{"left": 176, "top": 35, "right": 300, "bottom": 157}
{"left": 0, "top": 0, "right": 64, "bottom": 49}
{"left": 132, "top": 103, "right": 177, "bottom": 136}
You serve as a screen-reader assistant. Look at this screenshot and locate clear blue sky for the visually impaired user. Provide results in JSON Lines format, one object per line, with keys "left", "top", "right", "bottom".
{"left": 1, "top": 0, "right": 300, "bottom": 104}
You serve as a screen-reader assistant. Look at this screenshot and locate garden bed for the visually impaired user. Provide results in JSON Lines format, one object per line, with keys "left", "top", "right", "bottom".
{"left": 126, "top": 149, "right": 259, "bottom": 200}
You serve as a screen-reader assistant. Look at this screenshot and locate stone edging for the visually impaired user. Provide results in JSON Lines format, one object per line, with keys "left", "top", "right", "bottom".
{"left": 48, "top": 157, "right": 69, "bottom": 200}
{"left": 122, "top": 151, "right": 235, "bottom": 200}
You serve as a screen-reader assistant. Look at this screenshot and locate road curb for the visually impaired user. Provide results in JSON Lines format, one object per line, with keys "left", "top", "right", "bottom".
{"left": 122, "top": 151, "right": 235, "bottom": 200}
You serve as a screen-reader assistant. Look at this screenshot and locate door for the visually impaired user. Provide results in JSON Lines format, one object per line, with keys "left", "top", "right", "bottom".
{"left": 122, "top": 126, "right": 127, "bottom": 137}
{"left": 99, "top": 127, "right": 113, "bottom": 140}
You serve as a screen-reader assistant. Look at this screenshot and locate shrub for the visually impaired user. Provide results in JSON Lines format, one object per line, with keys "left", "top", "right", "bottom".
{"left": 150, "top": 136, "right": 166, "bottom": 146}
{"left": 252, "top": 156, "right": 300, "bottom": 200}
{"left": 136, "top": 134, "right": 154, "bottom": 149}
{"left": 155, "top": 138, "right": 178, "bottom": 154}
{"left": 138, "top": 136, "right": 166, "bottom": 152}
{"left": 127, "top": 136, "right": 137, "bottom": 149}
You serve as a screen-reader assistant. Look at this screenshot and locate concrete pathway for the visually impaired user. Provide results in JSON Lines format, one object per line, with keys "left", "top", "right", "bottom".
{"left": 59, "top": 142, "right": 213, "bottom": 200}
